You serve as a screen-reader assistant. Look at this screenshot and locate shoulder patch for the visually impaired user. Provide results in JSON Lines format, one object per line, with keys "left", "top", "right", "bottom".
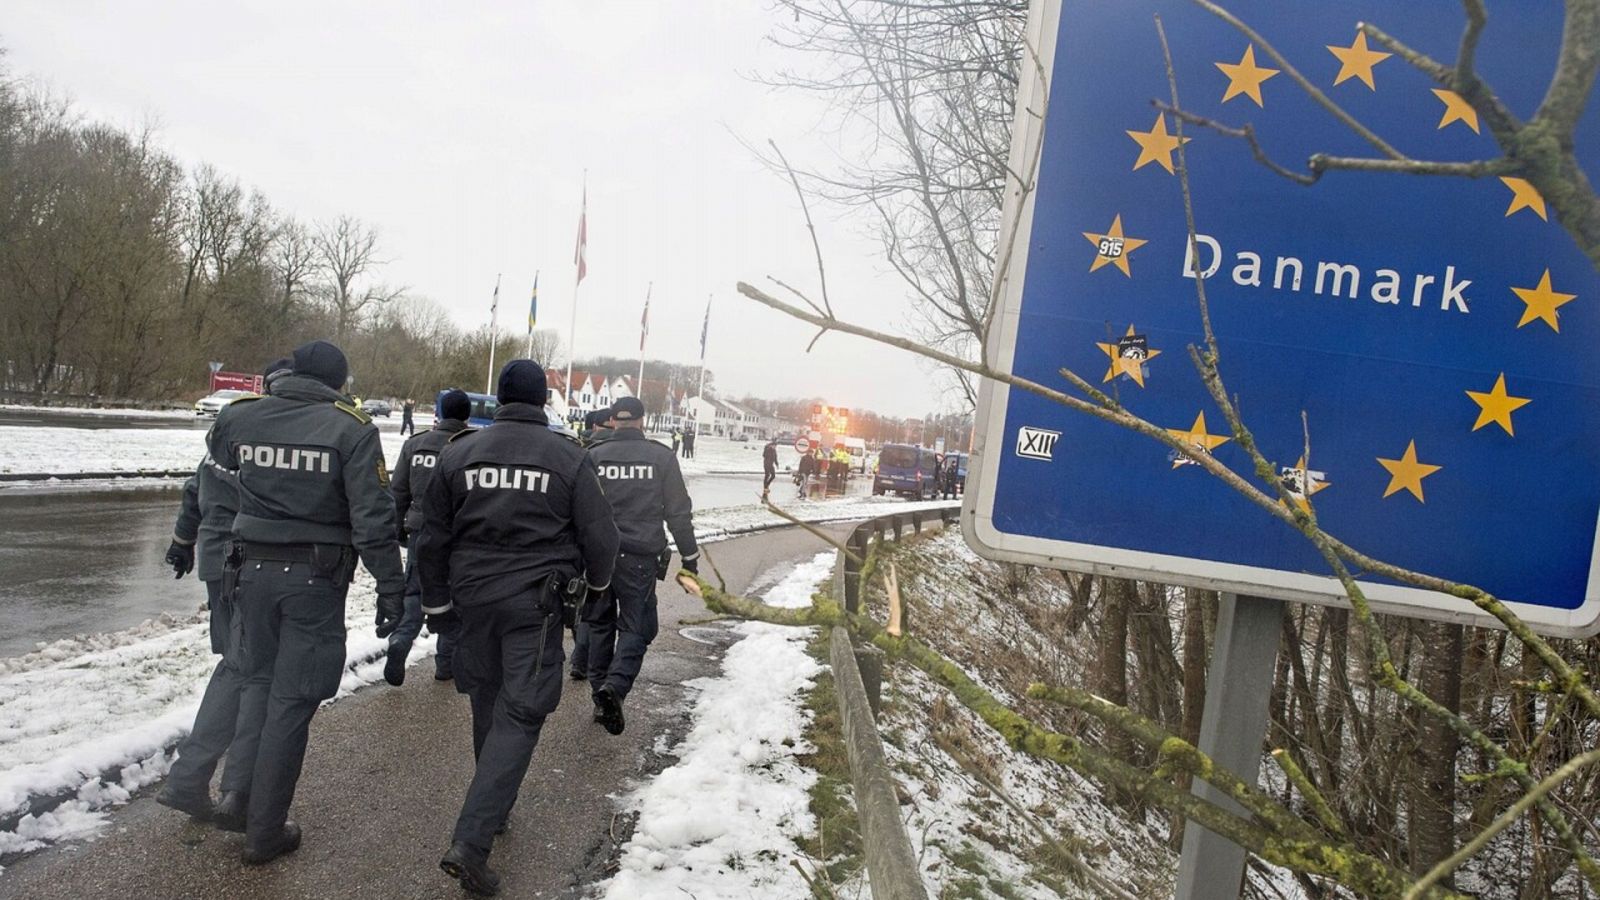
{"left": 334, "top": 400, "right": 372, "bottom": 424}
{"left": 447, "top": 427, "right": 481, "bottom": 444}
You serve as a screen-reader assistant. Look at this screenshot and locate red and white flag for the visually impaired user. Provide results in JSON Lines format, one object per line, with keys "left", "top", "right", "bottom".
{"left": 639, "top": 283, "right": 651, "bottom": 353}
{"left": 573, "top": 186, "right": 588, "bottom": 284}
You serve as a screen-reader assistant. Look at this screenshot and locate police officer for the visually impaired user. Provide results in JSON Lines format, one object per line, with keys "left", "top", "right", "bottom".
{"left": 387, "top": 388, "right": 473, "bottom": 685}
{"left": 569, "top": 403, "right": 616, "bottom": 682}
{"left": 205, "top": 339, "right": 404, "bottom": 865}
{"left": 418, "top": 359, "right": 618, "bottom": 896}
{"left": 585, "top": 396, "right": 697, "bottom": 735}
{"left": 157, "top": 356, "right": 292, "bottom": 832}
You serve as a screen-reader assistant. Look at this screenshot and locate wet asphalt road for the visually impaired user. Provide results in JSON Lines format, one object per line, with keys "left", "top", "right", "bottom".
{"left": 0, "top": 489, "right": 209, "bottom": 657}
{"left": 0, "top": 524, "right": 845, "bottom": 900}
{"left": 0, "top": 472, "right": 781, "bottom": 659}
{"left": 0, "top": 408, "right": 206, "bottom": 430}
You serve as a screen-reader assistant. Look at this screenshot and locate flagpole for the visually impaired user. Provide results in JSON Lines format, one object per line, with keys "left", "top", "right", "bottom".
{"left": 566, "top": 171, "right": 586, "bottom": 420}
{"left": 637, "top": 281, "right": 651, "bottom": 393}
{"left": 525, "top": 270, "right": 540, "bottom": 359}
{"left": 485, "top": 273, "right": 501, "bottom": 394}
{"left": 697, "top": 292, "right": 710, "bottom": 401}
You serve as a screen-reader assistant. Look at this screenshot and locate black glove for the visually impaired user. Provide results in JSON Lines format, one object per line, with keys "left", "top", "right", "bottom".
{"left": 425, "top": 608, "right": 461, "bottom": 636}
{"left": 680, "top": 556, "right": 699, "bottom": 576}
{"left": 165, "top": 541, "right": 195, "bottom": 579}
{"left": 375, "top": 591, "right": 405, "bottom": 638}
{"left": 396, "top": 523, "right": 409, "bottom": 545}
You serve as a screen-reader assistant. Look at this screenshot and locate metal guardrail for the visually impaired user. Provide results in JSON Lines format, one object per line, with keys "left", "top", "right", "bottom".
{"left": 828, "top": 501, "right": 959, "bottom": 900}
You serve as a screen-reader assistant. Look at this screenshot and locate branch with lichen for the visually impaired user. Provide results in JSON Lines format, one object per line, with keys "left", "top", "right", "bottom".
{"left": 680, "top": 566, "right": 1469, "bottom": 898}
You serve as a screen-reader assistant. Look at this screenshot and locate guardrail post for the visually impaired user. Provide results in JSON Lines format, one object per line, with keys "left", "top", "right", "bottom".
{"left": 911, "top": 511, "right": 923, "bottom": 533}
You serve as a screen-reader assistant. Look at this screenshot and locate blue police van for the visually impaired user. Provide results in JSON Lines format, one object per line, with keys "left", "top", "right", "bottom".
{"left": 872, "top": 443, "right": 941, "bottom": 500}
{"left": 436, "top": 390, "right": 500, "bottom": 427}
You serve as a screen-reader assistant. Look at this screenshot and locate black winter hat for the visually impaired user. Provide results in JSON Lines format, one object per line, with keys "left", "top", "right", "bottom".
{"left": 610, "top": 397, "right": 645, "bottom": 422}
{"left": 291, "top": 340, "right": 349, "bottom": 391}
{"left": 496, "top": 359, "right": 547, "bottom": 405}
{"left": 437, "top": 389, "right": 471, "bottom": 422}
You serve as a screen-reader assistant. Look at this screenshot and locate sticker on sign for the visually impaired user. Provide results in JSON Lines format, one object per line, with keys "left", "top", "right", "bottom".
{"left": 961, "top": 0, "right": 1600, "bottom": 637}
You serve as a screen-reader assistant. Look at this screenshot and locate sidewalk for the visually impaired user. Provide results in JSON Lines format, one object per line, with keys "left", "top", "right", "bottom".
{"left": 0, "top": 525, "right": 846, "bottom": 900}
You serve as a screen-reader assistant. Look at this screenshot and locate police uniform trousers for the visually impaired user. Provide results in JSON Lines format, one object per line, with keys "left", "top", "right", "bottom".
{"left": 452, "top": 591, "right": 565, "bottom": 851}
{"left": 229, "top": 554, "right": 349, "bottom": 843}
{"left": 167, "top": 579, "right": 257, "bottom": 799}
{"left": 402, "top": 535, "right": 457, "bottom": 676}
{"left": 584, "top": 552, "right": 659, "bottom": 702}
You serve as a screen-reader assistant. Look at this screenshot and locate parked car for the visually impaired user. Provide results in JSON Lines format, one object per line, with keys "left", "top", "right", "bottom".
{"left": 873, "top": 443, "right": 941, "bottom": 499}
{"left": 194, "top": 389, "right": 249, "bottom": 417}
{"left": 843, "top": 437, "right": 869, "bottom": 473}
{"left": 360, "top": 399, "right": 393, "bottom": 417}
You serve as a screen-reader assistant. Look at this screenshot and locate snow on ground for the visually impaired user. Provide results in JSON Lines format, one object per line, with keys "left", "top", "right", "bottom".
{"left": 0, "top": 425, "right": 413, "bottom": 478}
{"left": 0, "top": 567, "right": 433, "bottom": 859}
{"left": 0, "top": 404, "right": 194, "bottom": 419}
{"left": 599, "top": 551, "right": 835, "bottom": 900}
{"left": 871, "top": 530, "right": 1306, "bottom": 899}
{"left": 693, "top": 495, "right": 954, "bottom": 543}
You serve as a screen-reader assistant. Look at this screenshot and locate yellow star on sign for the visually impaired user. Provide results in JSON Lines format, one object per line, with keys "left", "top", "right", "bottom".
{"left": 1466, "top": 373, "right": 1531, "bottom": 436}
{"left": 1279, "top": 456, "right": 1330, "bottom": 511}
{"left": 1096, "top": 325, "right": 1162, "bottom": 387}
{"left": 1216, "top": 45, "right": 1280, "bottom": 107}
{"left": 1126, "top": 113, "right": 1190, "bottom": 175}
{"left": 1082, "top": 215, "right": 1147, "bottom": 277}
{"left": 1166, "top": 411, "right": 1230, "bottom": 468}
{"left": 1326, "top": 32, "right": 1390, "bottom": 90}
{"left": 1499, "top": 177, "right": 1548, "bottom": 220}
{"left": 1512, "top": 269, "right": 1577, "bottom": 331}
{"left": 1378, "top": 440, "right": 1442, "bottom": 502}
{"left": 1433, "top": 88, "right": 1481, "bottom": 133}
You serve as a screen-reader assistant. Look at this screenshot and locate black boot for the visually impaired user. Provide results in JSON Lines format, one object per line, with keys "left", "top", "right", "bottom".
{"left": 385, "top": 640, "right": 412, "bottom": 686}
{"left": 155, "top": 782, "right": 213, "bottom": 821}
{"left": 241, "top": 821, "right": 302, "bottom": 865}
{"left": 594, "top": 685, "right": 625, "bottom": 735}
{"left": 440, "top": 841, "right": 501, "bottom": 896}
{"left": 212, "top": 791, "right": 247, "bottom": 833}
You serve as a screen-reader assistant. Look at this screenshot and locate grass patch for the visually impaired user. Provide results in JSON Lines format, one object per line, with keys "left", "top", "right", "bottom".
{"left": 795, "top": 629, "right": 865, "bottom": 893}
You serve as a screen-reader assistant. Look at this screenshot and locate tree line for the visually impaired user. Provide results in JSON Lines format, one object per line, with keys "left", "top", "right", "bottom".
{"left": 0, "top": 56, "right": 565, "bottom": 404}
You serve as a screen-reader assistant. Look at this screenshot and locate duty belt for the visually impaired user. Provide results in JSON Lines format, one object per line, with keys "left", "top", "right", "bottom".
{"left": 237, "top": 541, "right": 322, "bottom": 563}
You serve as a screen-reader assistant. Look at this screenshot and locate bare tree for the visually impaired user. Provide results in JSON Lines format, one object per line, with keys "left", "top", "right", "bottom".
{"left": 313, "top": 214, "right": 400, "bottom": 340}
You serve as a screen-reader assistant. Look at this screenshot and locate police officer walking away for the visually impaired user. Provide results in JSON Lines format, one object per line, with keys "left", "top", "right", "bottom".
{"left": 418, "top": 359, "right": 619, "bottom": 896}
{"left": 569, "top": 403, "right": 615, "bottom": 682}
{"left": 400, "top": 398, "right": 417, "bottom": 436}
{"left": 761, "top": 436, "right": 779, "bottom": 501}
{"left": 387, "top": 388, "right": 473, "bottom": 684}
{"left": 157, "top": 356, "right": 291, "bottom": 832}
{"left": 205, "top": 340, "right": 405, "bottom": 865}
{"left": 585, "top": 396, "right": 697, "bottom": 736}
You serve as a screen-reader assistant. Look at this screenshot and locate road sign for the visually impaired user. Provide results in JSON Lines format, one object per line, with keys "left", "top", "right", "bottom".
{"left": 795, "top": 437, "right": 812, "bottom": 454}
{"left": 964, "top": 0, "right": 1600, "bottom": 637}
{"left": 210, "top": 371, "right": 263, "bottom": 394}
{"left": 208, "top": 361, "right": 224, "bottom": 374}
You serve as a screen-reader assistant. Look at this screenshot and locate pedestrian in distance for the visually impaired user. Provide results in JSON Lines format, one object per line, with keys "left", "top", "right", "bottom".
{"left": 682, "top": 426, "right": 696, "bottom": 459}
{"left": 761, "top": 436, "right": 779, "bottom": 501}
{"left": 196, "top": 339, "right": 405, "bottom": 865}
{"left": 387, "top": 388, "right": 473, "bottom": 685}
{"left": 158, "top": 356, "right": 291, "bottom": 835}
{"left": 584, "top": 397, "right": 698, "bottom": 735}
{"left": 795, "top": 447, "right": 816, "bottom": 499}
{"left": 670, "top": 427, "right": 681, "bottom": 455}
{"left": 417, "top": 359, "right": 620, "bottom": 897}
{"left": 400, "top": 398, "right": 416, "bottom": 436}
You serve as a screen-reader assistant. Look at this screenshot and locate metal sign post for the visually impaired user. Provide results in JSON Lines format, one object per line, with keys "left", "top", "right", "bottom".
{"left": 1175, "top": 594, "right": 1281, "bottom": 900}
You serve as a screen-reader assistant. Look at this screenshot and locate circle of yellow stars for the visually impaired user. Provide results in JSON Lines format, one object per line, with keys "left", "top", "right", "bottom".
{"left": 1079, "top": 22, "right": 1585, "bottom": 512}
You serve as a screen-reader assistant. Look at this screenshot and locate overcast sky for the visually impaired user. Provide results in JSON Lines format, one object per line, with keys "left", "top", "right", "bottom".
{"left": 5, "top": 1, "right": 960, "bottom": 417}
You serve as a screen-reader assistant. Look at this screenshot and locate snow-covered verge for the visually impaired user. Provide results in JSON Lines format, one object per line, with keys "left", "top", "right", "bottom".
{"left": 0, "top": 403, "right": 194, "bottom": 419}
{"left": 865, "top": 530, "right": 1305, "bottom": 899}
{"left": 0, "top": 425, "right": 412, "bottom": 478}
{"left": 598, "top": 551, "right": 835, "bottom": 899}
{"left": 0, "top": 568, "right": 434, "bottom": 862}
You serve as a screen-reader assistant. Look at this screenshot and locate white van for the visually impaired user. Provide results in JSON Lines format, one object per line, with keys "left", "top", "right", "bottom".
{"left": 843, "top": 437, "right": 868, "bottom": 473}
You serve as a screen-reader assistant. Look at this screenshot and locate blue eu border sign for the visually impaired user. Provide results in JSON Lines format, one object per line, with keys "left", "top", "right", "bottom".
{"left": 964, "top": 0, "right": 1600, "bottom": 638}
